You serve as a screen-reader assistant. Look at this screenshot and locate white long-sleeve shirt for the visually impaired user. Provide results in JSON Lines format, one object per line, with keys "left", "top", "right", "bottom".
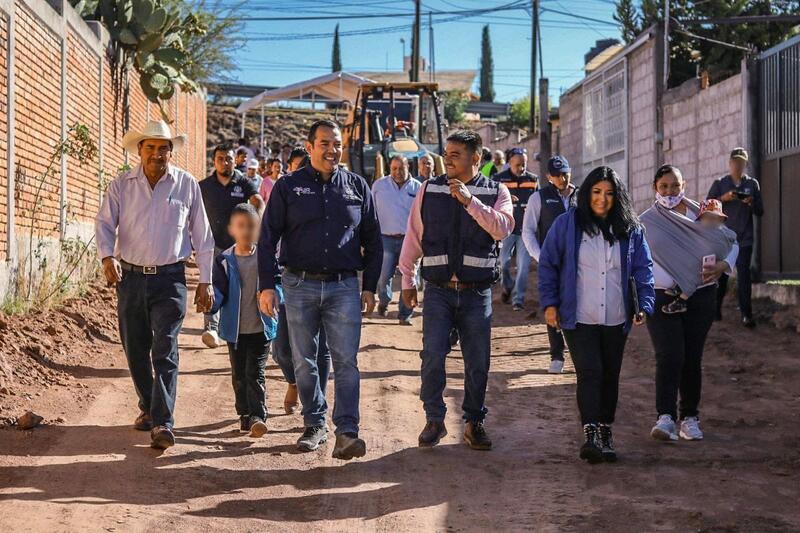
{"left": 95, "top": 164, "right": 216, "bottom": 283}
{"left": 521, "top": 187, "right": 574, "bottom": 262}
{"left": 576, "top": 232, "right": 626, "bottom": 326}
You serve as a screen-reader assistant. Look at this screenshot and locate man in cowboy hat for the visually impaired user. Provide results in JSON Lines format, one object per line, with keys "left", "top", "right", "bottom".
{"left": 95, "top": 119, "right": 216, "bottom": 450}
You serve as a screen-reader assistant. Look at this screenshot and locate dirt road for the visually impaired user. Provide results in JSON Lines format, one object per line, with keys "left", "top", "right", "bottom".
{"left": 1, "top": 269, "right": 799, "bottom": 532}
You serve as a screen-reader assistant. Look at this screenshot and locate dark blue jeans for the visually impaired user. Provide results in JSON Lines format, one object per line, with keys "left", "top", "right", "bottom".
{"left": 116, "top": 266, "right": 187, "bottom": 429}
{"left": 272, "top": 302, "right": 331, "bottom": 389}
{"left": 282, "top": 271, "right": 363, "bottom": 435}
{"left": 377, "top": 235, "right": 412, "bottom": 320}
{"left": 227, "top": 332, "right": 269, "bottom": 421}
{"left": 420, "top": 284, "right": 493, "bottom": 423}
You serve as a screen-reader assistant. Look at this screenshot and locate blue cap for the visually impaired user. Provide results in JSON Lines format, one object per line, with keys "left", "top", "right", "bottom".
{"left": 548, "top": 155, "right": 571, "bottom": 175}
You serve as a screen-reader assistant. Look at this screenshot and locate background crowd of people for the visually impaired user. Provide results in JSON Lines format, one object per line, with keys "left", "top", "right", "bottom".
{"left": 95, "top": 117, "right": 763, "bottom": 464}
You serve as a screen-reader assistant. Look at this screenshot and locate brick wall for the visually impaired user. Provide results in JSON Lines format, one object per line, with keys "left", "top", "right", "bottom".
{"left": 0, "top": 12, "right": 7, "bottom": 261}
{"left": 0, "top": 0, "right": 207, "bottom": 295}
{"left": 662, "top": 74, "right": 744, "bottom": 201}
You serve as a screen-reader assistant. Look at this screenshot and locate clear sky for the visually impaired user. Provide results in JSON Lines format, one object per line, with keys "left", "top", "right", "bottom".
{"left": 224, "top": 0, "right": 621, "bottom": 104}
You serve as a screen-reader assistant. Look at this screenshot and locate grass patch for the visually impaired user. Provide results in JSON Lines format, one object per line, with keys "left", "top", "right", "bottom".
{"left": 766, "top": 279, "right": 800, "bottom": 286}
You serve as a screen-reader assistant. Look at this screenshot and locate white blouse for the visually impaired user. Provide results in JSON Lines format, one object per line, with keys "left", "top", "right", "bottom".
{"left": 576, "top": 231, "right": 627, "bottom": 327}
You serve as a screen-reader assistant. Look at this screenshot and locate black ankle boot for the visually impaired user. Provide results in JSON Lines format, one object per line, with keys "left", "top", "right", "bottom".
{"left": 580, "top": 424, "right": 603, "bottom": 464}
{"left": 599, "top": 424, "right": 617, "bottom": 462}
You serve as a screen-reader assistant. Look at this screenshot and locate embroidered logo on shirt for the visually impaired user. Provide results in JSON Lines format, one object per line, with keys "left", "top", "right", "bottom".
{"left": 231, "top": 185, "right": 244, "bottom": 198}
{"left": 293, "top": 186, "right": 314, "bottom": 196}
{"left": 342, "top": 186, "right": 360, "bottom": 202}
{"left": 545, "top": 199, "right": 560, "bottom": 204}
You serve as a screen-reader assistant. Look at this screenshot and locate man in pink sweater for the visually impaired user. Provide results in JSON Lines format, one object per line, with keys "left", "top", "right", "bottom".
{"left": 399, "top": 130, "right": 514, "bottom": 451}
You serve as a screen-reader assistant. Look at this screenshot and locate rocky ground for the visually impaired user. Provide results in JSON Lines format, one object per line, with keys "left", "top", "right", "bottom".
{"left": 0, "top": 268, "right": 798, "bottom": 532}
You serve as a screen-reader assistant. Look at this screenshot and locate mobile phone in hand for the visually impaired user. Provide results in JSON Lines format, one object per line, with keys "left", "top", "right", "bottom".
{"left": 702, "top": 254, "right": 716, "bottom": 269}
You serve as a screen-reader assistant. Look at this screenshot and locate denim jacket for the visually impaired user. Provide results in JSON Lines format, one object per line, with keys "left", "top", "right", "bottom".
{"left": 211, "top": 245, "right": 281, "bottom": 345}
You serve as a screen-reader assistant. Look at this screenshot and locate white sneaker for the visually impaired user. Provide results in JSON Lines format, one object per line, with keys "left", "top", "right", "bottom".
{"left": 548, "top": 359, "right": 564, "bottom": 374}
{"left": 201, "top": 329, "right": 221, "bottom": 348}
{"left": 679, "top": 416, "right": 704, "bottom": 440}
{"left": 650, "top": 414, "right": 679, "bottom": 441}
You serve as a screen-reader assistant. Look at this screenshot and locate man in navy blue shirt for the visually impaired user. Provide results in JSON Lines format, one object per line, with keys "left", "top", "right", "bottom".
{"left": 258, "top": 119, "right": 382, "bottom": 460}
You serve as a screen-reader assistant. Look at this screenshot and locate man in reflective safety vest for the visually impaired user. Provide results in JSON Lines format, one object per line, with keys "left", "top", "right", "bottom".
{"left": 399, "top": 130, "right": 514, "bottom": 450}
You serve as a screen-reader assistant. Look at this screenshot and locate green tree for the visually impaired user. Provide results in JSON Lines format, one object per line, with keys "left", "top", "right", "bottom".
{"left": 479, "top": 25, "right": 495, "bottom": 102}
{"left": 332, "top": 23, "right": 342, "bottom": 72}
{"left": 176, "top": 0, "right": 244, "bottom": 84}
{"left": 508, "top": 94, "right": 538, "bottom": 130}
{"left": 613, "top": 0, "right": 641, "bottom": 44}
{"left": 443, "top": 90, "right": 470, "bottom": 125}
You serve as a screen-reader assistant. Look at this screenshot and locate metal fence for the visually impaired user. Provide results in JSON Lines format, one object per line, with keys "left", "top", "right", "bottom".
{"left": 761, "top": 34, "right": 800, "bottom": 159}
{"left": 758, "top": 34, "right": 800, "bottom": 276}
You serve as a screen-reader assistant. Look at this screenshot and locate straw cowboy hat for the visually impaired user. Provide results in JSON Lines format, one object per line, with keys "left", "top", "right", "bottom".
{"left": 122, "top": 120, "right": 187, "bottom": 154}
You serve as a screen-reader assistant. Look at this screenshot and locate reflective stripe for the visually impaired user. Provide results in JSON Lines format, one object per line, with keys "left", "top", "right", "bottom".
{"left": 462, "top": 255, "right": 497, "bottom": 268}
{"left": 422, "top": 255, "right": 449, "bottom": 266}
{"left": 425, "top": 184, "right": 451, "bottom": 194}
{"left": 426, "top": 183, "right": 498, "bottom": 196}
{"left": 467, "top": 186, "right": 498, "bottom": 196}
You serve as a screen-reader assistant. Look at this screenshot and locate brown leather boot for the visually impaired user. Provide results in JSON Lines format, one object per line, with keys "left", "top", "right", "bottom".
{"left": 464, "top": 421, "right": 492, "bottom": 450}
{"left": 133, "top": 411, "right": 152, "bottom": 431}
{"left": 418, "top": 421, "right": 447, "bottom": 447}
{"left": 284, "top": 383, "right": 299, "bottom": 414}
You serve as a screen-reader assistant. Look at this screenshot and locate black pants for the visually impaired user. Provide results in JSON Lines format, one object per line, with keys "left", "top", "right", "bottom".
{"left": 563, "top": 324, "right": 627, "bottom": 425}
{"left": 547, "top": 325, "right": 565, "bottom": 362}
{"left": 117, "top": 266, "right": 187, "bottom": 429}
{"left": 717, "top": 244, "right": 753, "bottom": 318}
{"left": 227, "top": 332, "right": 269, "bottom": 421}
{"left": 647, "top": 286, "right": 715, "bottom": 420}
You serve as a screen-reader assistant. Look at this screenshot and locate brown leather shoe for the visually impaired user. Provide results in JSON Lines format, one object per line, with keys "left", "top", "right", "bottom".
{"left": 150, "top": 426, "right": 175, "bottom": 450}
{"left": 464, "top": 421, "right": 492, "bottom": 450}
{"left": 134, "top": 411, "right": 153, "bottom": 431}
{"left": 418, "top": 421, "right": 447, "bottom": 447}
{"left": 284, "top": 383, "right": 299, "bottom": 414}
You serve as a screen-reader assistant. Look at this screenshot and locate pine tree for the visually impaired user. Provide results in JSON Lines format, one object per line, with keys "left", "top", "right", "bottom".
{"left": 479, "top": 25, "right": 495, "bottom": 103}
{"left": 332, "top": 24, "right": 342, "bottom": 72}
{"left": 613, "top": 0, "right": 641, "bottom": 44}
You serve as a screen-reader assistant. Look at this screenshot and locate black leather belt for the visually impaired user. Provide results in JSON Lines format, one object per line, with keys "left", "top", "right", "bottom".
{"left": 383, "top": 234, "right": 405, "bottom": 239}
{"left": 120, "top": 260, "right": 185, "bottom": 275}
{"left": 429, "top": 280, "right": 492, "bottom": 291}
{"left": 284, "top": 267, "right": 357, "bottom": 282}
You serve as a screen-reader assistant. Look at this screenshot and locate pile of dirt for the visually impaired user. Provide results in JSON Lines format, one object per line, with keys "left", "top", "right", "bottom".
{"left": 0, "top": 280, "right": 119, "bottom": 426}
{"left": 206, "top": 104, "right": 340, "bottom": 165}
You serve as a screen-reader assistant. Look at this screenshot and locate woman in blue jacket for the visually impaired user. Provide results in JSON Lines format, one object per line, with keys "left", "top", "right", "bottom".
{"left": 538, "top": 166, "right": 655, "bottom": 464}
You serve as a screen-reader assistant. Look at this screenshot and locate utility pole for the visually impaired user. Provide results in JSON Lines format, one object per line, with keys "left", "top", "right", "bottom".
{"left": 538, "top": 78, "right": 550, "bottom": 178}
{"left": 663, "top": 0, "right": 670, "bottom": 90}
{"left": 529, "top": 0, "right": 538, "bottom": 134}
{"left": 428, "top": 11, "right": 435, "bottom": 82}
{"left": 412, "top": 0, "right": 421, "bottom": 82}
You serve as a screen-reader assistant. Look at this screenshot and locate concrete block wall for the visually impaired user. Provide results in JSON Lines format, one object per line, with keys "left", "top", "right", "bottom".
{"left": 662, "top": 73, "right": 744, "bottom": 201}
{"left": 556, "top": 87, "right": 583, "bottom": 180}
{"left": 0, "top": 0, "right": 207, "bottom": 299}
{"left": 627, "top": 39, "right": 658, "bottom": 211}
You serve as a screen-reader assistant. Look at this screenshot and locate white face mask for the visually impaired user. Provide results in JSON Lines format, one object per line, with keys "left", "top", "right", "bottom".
{"left": 655, "top": 191, "right": 685, "bottom": 209}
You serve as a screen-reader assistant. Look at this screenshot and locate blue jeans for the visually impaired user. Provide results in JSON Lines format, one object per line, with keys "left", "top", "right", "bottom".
{"left": 116, "top": 265, "right": 187, "bottom": 429}
{"left": 500, "top": 233, "right": 531, "bottom": 306}
{"left": 377, "top": 235, "right": 412, "bottom": 320}
{"left": 282, "top": 271, "right": 362, "bottom": 434}
{"left": 420, "top": 285, "right": 492, "bottom": 423}
{"left": 272, "top": 301, "right": 331, "bottom": 388}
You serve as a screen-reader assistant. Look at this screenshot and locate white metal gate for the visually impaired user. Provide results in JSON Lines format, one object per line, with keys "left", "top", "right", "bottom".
{"left": 582, "top": 60, "right": 628, "bottom": 185}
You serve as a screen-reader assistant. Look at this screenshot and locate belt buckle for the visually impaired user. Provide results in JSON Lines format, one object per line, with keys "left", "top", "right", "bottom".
{"left": 452, "top": 281, "right": 460, "bottom": 291}
{"left": 143, "top": 265, "right": 157, "bottom": 275}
